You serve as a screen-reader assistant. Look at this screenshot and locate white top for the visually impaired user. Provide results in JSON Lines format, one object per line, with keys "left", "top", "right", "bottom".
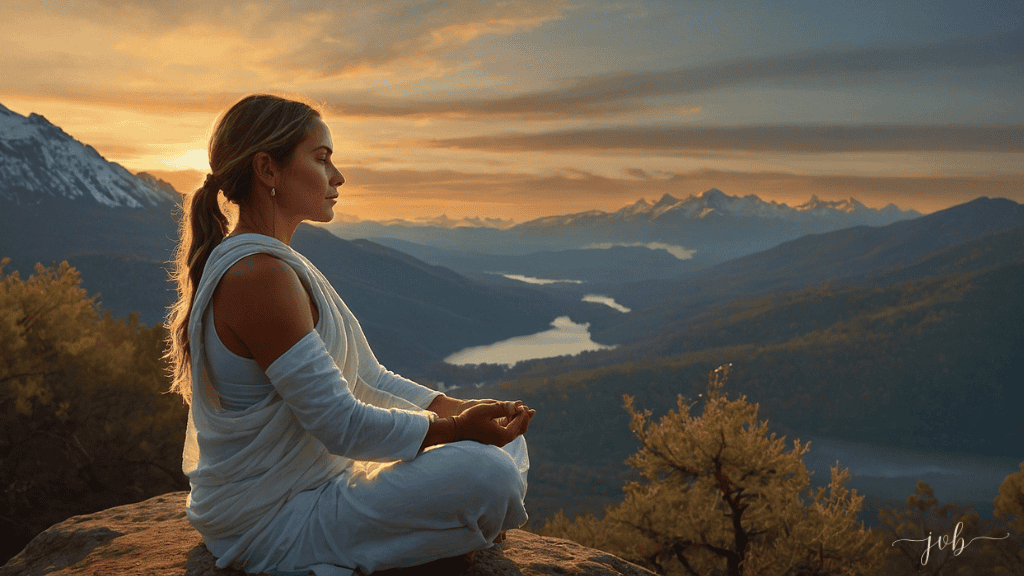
{"left": 183, "top": 234, "right": 442, "bottom": 570}
{"left": 201, "top": 305, "right": 276, "bottom": 411}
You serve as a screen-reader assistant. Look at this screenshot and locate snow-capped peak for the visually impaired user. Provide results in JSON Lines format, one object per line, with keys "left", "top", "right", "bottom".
{"left": 374, "top": 213, "right": 517, "bottom": 229}
{"left": 518, "top": 188, "right": 918, "bottom": 228}
{"left": 0, "top": 102, "right": 178, "bottom": 208}
{"left": 796, "top": 195, "right": 868, "bottom": 214}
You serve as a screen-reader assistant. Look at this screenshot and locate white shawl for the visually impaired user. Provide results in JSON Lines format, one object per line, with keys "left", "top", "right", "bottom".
{"left": 182, "top": 233, "right": 439, "bottom": 561}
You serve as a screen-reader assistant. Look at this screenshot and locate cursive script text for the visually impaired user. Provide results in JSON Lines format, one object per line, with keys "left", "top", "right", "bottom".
{"left": 892, "top": 522, "right": 1011, "bottom": 565}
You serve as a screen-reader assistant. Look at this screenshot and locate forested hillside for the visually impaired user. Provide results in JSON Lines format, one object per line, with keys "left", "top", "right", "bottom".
{"left": 486, "top": 226, "right": 1024, "bottom": 525}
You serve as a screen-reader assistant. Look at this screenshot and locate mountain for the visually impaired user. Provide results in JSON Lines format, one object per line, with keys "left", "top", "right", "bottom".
{"left": 349, "top": 237, "right": 698, "bottom": 284}
{"left": 0, "top": 103, "right": 176, "bottom": 208}
{"left": 365, "top": 213, "right": 516, "bottom": 230}
{"left": 482, "top": 223, "right": 1024, "bottom": 524}
{"left": 0, "top": 102, "right": 560, "bottom": 374}
{"left": 327, "top": 189, "right": 921, "bottom": 276}
{"left": 519, "top": 189, "right": 916, "bottom": 227}
{"left": 585, "top": 197, "right": 1023, "bottom": 350}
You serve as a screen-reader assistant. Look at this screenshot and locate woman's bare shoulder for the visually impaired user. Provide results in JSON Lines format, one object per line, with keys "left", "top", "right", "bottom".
{"left": 213, "top": 253, "right": 316, "bottom": 368}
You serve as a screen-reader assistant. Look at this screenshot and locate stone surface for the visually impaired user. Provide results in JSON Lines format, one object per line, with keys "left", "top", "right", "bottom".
{"left": 1, "top": 492, "right": 654, "bottom": 576}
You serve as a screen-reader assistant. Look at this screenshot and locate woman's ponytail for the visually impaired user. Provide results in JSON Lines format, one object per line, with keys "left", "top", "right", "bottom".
{"left": 186, "top": 174, "right": 229, "bottom": 292}
{"left": 165, "top": 174, "right": 227, "bottom": 402}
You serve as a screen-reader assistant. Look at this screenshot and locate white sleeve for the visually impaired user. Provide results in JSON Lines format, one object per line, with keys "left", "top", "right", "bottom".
{"left": 370, "top": 366, "right": 442, "bottom": 410}
{"left": 264, "top": 331, "right": 430, "bottom": 462}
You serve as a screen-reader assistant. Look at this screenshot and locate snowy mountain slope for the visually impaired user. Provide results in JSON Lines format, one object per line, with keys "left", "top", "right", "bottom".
{"left": 0, "top": 103, "right": 177, "bottom": 208}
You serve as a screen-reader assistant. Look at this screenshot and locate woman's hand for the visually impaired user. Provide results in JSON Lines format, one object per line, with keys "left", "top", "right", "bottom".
{"left": 427, "top": 396, "right": 524, "bottom": 418}
{"left": 454, "top": 401, "right": 535, "bottom": 447}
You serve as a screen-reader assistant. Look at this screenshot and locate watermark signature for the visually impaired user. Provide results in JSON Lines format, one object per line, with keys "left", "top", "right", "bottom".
{"left": 892, "top": 522, "right": 1011, "bottom": 565}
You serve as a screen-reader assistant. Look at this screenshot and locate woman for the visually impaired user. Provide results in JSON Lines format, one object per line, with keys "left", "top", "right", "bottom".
{"left": 165, "top": 94, "right": 535, "bottom": 576}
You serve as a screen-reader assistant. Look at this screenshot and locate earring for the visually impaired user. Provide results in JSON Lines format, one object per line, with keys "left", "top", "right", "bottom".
{"left": 271, "top": 188, "right": 276, "bottom": 196}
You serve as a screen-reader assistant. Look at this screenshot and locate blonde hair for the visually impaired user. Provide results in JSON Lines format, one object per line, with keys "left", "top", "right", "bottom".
{"left": 165, "top": 94, "right": 321, "bottom": 403}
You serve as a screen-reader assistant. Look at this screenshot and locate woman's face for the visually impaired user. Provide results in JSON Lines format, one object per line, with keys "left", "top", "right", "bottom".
{"left": 276, "top": 117, "right": 344, "bottom": 223}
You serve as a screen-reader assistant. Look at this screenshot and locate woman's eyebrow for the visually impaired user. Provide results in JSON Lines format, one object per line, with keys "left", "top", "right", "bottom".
{"left": 313, "top": 145, "right": 333, "bottom": 154}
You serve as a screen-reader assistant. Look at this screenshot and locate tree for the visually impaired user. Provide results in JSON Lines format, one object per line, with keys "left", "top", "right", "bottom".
{"left": 876, "top": 481, "right": 991, "bottom": 575}
{"left": 985, "top": 463, "right": 1024, "bottom": 575}
{"left": 541, "top": 365, "right": 887, "bottom": 576}
{"left": 1, "top": 259, "right": 188, "bottom": 563}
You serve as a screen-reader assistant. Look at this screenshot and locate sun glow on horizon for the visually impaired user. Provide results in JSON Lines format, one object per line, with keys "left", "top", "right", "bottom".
{"left": 163, "top": 148, "right": 210, "bottom": 172}
{"left": 1, "top": 1, "right": 1020, "bottom": 219}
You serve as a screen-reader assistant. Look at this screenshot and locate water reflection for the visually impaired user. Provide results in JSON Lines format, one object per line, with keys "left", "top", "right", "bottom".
{"left": 492, "top": 273, "right": 584, "bottom": 285}
{"left": 801, "top": 434, "right": 1021, "bottom": 507}
{"left": 444, "top": 316, "right": 616, "bottom": 367}
{"left": 582, "top": 294, "right": 631, "bottom": 313}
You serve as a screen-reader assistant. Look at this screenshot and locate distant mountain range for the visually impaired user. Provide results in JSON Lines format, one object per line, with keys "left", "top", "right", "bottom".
{"left": 338, "top": 212, "right": 516, "bottom": 230}
{"left": 0, "top": 102, "right": 560, "bottom": 375}
{"left": 604, "top": 196, "right": 1024, "bottom": 318}
{"left": 520, "top": 189, "right": 915, "bottom": 227}
{"left": 327, "top": 189, "right": 921, "bottom": 281}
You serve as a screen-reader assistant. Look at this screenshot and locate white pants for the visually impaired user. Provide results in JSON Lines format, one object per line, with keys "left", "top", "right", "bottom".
{"left": 207, "top": 436, "right": 529, "bottom": 576}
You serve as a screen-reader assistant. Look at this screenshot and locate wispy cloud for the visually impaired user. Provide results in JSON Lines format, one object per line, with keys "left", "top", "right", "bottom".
{"left": 317, "top": 29, "right": 1024, "bottom": 120}
{"left": 338, "top": 165, "right": 1023, "bottom": 216}
{"left": 271, "top": 1, "right": 574, "bottom": 80}
{"left": 409, "top": 124, "right": 1024, "bottom": 153}
{"left": 0, "top": 0, "right": 574, "bottom": 110}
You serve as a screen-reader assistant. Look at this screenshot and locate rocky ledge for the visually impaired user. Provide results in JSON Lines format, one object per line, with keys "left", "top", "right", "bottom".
{"left": 1, "top": 492, "right": 653, "bottom": 576}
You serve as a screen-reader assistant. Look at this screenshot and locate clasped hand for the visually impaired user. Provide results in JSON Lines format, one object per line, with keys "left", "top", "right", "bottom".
{"left": 453, "top": 399, "right": 535, "bottom": 447}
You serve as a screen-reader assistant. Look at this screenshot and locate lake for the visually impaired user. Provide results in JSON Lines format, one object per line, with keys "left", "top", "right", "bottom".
{"left": 444, "top": 316, "right": 616, "bottom": 367}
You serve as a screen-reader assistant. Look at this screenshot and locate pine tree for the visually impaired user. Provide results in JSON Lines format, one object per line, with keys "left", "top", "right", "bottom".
{"left": 542, "top": 365, "right": 887, "bottom": 576}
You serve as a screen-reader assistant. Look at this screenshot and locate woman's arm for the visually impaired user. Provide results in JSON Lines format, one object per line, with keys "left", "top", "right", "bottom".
{"left": 213, "top": 253, "right": 318, "bottom": 370}
{"left": 214, "top": 254, "right": 535, "bottom": 456}
{"left": 215, "top": 254, "right": 430, "bottom": 461}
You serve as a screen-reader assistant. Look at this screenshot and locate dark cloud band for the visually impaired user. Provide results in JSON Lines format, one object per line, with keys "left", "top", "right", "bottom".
{"left": 412, "top": 124, "right": 1024, "bottom": 153}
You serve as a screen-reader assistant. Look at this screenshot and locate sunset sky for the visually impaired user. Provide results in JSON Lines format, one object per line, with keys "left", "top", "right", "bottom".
{"left": 1, "top": 0, "right": 1021, "bottom": 221}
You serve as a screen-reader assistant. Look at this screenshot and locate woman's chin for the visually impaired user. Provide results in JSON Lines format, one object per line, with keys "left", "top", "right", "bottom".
{"left": 312, "top": 208, "right": 335, "bottom": 223}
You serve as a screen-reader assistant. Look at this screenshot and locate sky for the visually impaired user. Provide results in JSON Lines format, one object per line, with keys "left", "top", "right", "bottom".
{"left": 1, "top": 0, "right": 1021, "bottom": 221}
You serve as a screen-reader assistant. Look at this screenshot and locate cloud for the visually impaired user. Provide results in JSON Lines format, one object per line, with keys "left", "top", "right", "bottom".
{"left": 270, "top": 1, "right": 575, "bottom": 80}
{"left": 317, "top": 29, "right": 1024, "bottom": 120}
{"left": 4, "top": 1, "right": 1017, "bottom": 122}
{"left": 0, "top": 0, "right": 574, "bottom": 111}
{"left": 547, "top": 28, "right": 1024, "bottom": 101}
{"left": 584, "top": 242, "right": 696, "bottom": 260}
{"left": 410, "top": 124, "right": 1024, "bottom": 153}
{"left": 336, "top": 165, "right": 1024, "bottom": 217}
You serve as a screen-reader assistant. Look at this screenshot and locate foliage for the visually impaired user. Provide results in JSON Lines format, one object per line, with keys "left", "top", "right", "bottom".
{"left": 868, "top": 476, "right": 1024, "bottom": 576}
{"left": 541, "top": 365, "right": 887, "bottom": 576}
{"left": 0, "top": 259, "right": 188, "bottom": 563}
{"left": 987, "top": 464, "right": 1024, "bottom": 574}
{"left": 876, "top": 481, "right": 990, "bottom": 575}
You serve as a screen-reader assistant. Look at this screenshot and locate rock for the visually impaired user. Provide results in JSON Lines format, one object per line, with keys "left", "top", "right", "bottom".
{"left": 1, "top": 492, "right": 654, "bottom": 576}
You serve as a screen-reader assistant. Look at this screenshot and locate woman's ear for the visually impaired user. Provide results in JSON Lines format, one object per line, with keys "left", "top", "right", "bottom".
{"left": 252, "top": 152, "right": 277, "bottom": 190}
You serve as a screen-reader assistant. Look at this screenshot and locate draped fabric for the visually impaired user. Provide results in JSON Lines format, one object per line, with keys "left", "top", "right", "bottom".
{"left": 182, "top": 233, "right": 444, "bottom": 571}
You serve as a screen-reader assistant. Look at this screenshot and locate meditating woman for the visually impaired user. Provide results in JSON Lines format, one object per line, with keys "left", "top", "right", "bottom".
{"left": 165, "top": 94, "right": 534, "bottom": 576}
